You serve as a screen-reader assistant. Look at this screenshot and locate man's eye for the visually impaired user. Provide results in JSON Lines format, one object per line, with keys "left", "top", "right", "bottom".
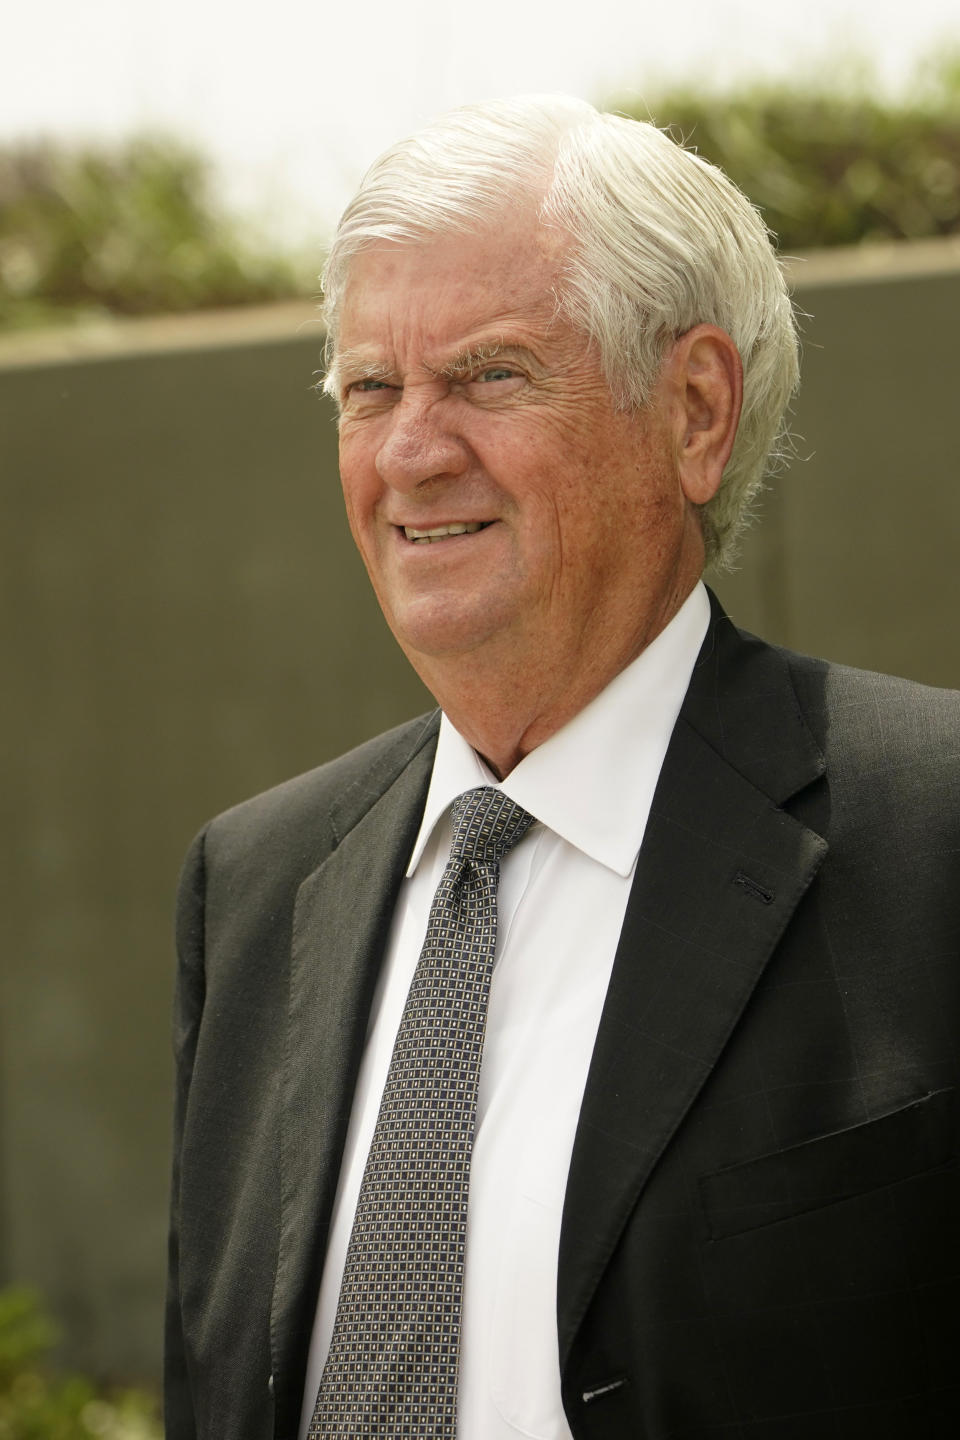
{"left": 476, "top": 367, "right": 517, "bottom": 383}
{"left": 343, "top": 379, "right": 398, "bottom": 407}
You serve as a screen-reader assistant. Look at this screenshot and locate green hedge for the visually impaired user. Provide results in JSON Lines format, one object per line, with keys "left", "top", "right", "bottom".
{"left": 0, "top": 137, "right": 305, "bottom": 332}
{"left": 618, "top": 55, "right": 960, "bottom": 250}
{"left": 2, "top": 57, "right": 959, "bottom": 331}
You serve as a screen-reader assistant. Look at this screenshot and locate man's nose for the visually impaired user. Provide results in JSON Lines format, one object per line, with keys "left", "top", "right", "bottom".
{"left": 375, "top": 394, "right": 470, "bottom": 492}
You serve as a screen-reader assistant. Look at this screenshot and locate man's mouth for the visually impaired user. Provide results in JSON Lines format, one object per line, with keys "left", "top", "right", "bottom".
{"left": 402, "top": 522, "right": 492, "bottom": 544}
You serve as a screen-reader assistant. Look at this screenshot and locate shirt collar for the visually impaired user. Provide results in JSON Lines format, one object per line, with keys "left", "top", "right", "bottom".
{"left": 406, "top": 582, "right": 710, "bottom": 878}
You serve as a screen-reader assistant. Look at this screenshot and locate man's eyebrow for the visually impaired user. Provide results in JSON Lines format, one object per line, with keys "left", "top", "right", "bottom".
{"left": 333, "top": 350, "right": 397, "bottom": 385}
{"left": 332, "top": 340, "right": 541, "bottom": 389}
{"left": 433, "top": 341, "right": 539, "bottom": 381}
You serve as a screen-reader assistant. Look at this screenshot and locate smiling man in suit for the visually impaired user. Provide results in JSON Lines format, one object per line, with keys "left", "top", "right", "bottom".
{"left": 165, "top": 96, "right": 959, "bottom": 1439}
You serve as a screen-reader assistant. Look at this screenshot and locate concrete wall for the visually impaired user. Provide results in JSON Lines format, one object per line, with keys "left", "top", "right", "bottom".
{"left": 717, "top": 236, "right": 960, "bottom": 687}
{"left": 2, "top": 238, "right": 958, "bottom": 1386}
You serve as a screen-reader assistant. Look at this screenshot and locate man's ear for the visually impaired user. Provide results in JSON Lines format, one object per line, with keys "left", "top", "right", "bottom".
{"left": 663, "top": 325, "right": 743, "bottom": 506}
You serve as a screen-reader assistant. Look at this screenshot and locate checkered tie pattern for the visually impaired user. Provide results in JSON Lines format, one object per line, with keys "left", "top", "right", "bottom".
{"left": 308, "top": 786, "right": 534, "bottom": 1438}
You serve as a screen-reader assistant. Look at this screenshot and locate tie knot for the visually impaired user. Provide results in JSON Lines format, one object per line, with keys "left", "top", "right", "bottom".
{"left": 449, "top": 787, "right": 534, "bottom": 866}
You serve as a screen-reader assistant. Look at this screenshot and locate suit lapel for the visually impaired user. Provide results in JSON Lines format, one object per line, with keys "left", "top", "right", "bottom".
{"left": 558, "top": 607, "right": 828, "bottom": 1365}
{"left": 270, "top": 717, "right": 438, "bottom": 1435}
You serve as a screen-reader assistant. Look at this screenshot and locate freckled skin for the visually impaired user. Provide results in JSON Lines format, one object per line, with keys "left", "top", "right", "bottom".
{"left": 335, "top": 211, "right": 741, "bottom": 776}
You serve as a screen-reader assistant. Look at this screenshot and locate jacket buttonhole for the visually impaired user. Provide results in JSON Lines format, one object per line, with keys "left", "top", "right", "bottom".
{"left": 582, "top": 1376, "right": 627, "bottom": 1403}
{"left": 733, "top": 870, "right": 775, "bottom": 904}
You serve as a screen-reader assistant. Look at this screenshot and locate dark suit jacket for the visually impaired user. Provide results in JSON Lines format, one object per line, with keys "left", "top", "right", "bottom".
{"left": 165, "top": 600, "right": 960, "bottom": 1439}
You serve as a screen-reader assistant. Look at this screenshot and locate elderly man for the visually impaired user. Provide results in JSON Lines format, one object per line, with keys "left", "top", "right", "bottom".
{"left": 166, "top": 96, "right": 959, "bottom": 1439}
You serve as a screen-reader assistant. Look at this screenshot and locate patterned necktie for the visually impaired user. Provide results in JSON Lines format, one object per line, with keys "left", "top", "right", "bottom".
{"left": 309, "top": 786, "right": 535, "bottom": 1438}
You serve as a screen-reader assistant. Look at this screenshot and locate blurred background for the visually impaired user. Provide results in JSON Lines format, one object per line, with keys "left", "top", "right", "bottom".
{"left": 3, "top": 0, "right": 960, "bottom": 1430}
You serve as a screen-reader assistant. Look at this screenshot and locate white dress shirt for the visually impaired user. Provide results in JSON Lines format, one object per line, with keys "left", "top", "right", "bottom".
{"left": 298, "top": 583, "right": 710, "bottom": 1440}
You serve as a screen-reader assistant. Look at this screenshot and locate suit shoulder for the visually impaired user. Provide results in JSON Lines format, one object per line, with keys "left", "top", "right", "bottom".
{"left": 194, "top": 710, "right": 439, "bottom": 871}
{"left": 701, "top": 606, "right": 960, "bottom": 783}
{"left": 764, "top": 645, "right": 960, "bottom": 824}
{"left": 781, "top": 647, "right": 960, "bottom": 753}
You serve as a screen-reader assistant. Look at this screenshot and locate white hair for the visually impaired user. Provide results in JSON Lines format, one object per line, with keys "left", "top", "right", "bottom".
{"left": 322, "top": 94, "right": 799, "bottom": 568}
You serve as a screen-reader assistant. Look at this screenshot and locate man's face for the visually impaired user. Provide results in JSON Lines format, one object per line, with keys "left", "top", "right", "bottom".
{"left": 334, "top": 212, "right": 700, "bottom": 695}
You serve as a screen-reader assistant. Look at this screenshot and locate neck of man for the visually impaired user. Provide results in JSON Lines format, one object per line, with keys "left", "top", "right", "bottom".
{"left": 403, "top": 570, "right": 702, "bottom": 779}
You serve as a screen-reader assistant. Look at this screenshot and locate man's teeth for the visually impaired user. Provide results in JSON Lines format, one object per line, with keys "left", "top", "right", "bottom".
{"left": 404, "top": 522, "right": 488, "bottom": 544}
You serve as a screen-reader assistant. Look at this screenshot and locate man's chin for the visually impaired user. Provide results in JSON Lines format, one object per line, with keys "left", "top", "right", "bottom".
{"left": 387, "top": 598, "right": 520, "bottom": 667}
